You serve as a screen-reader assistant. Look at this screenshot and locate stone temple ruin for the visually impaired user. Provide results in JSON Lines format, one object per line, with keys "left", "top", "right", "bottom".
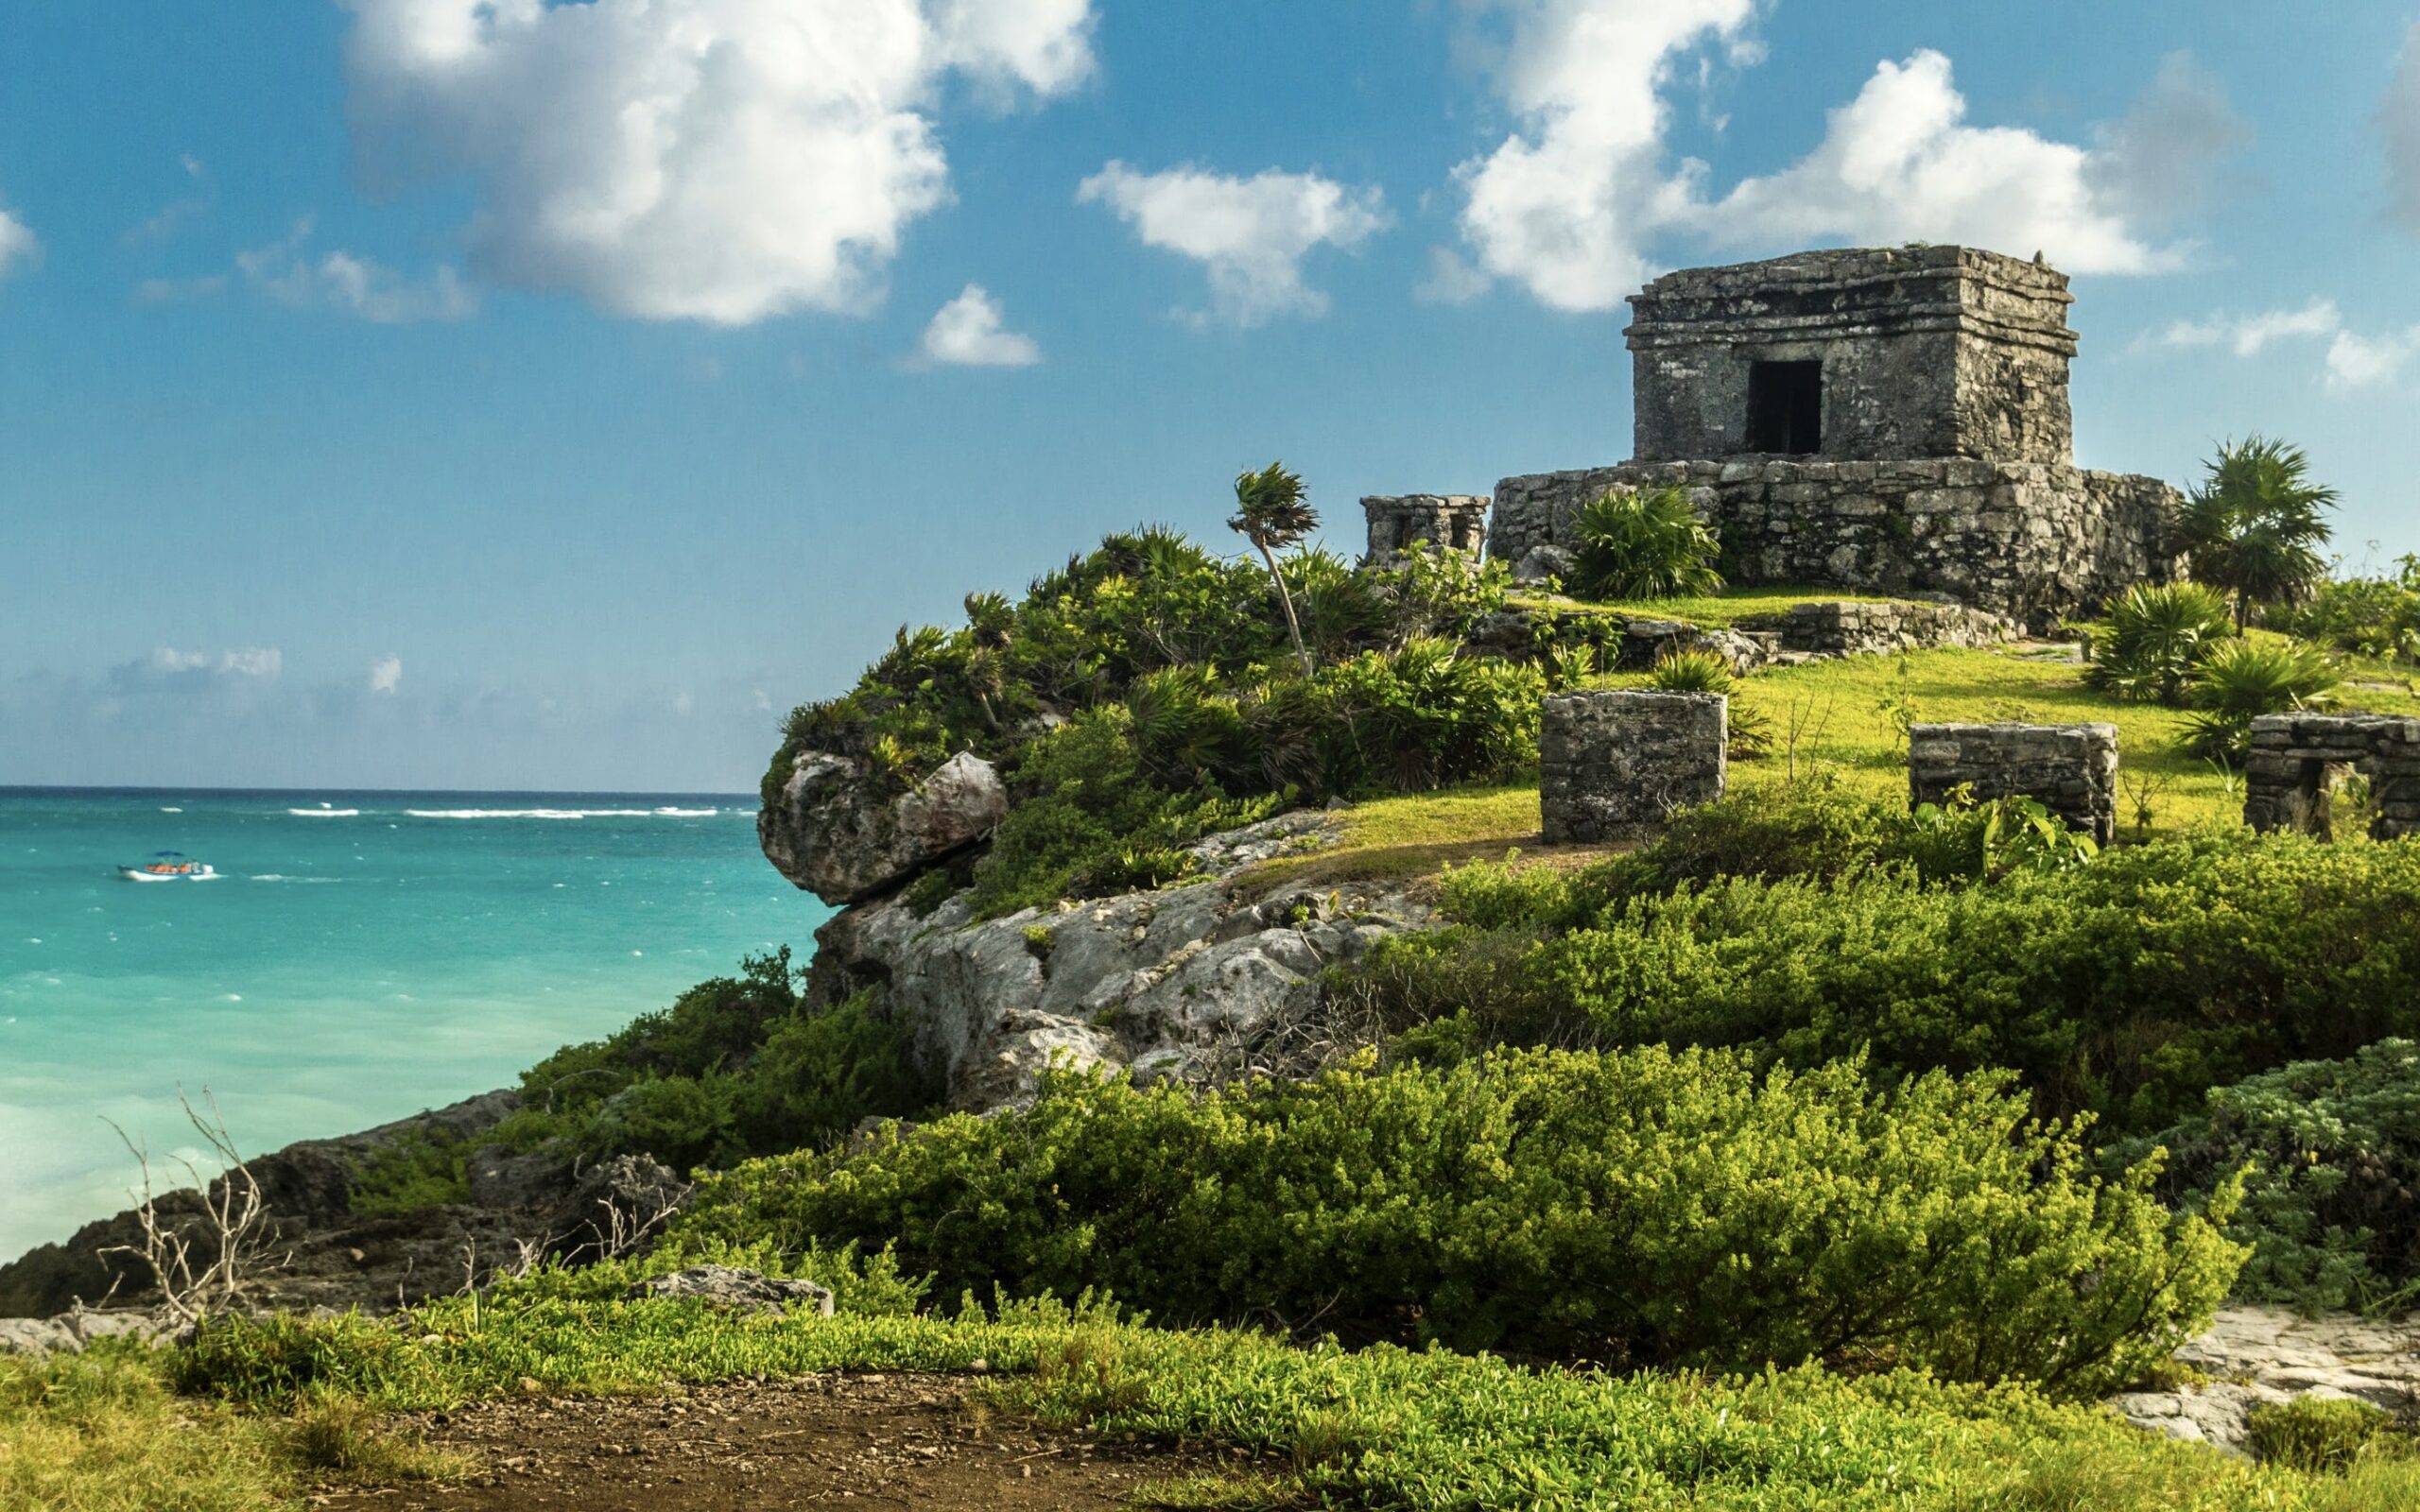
{"left": 2242, "top": 713, "right": 2420, "bottom": 841}
{"left": 1485, "top": 245, "right": 2187, "bottom": 625}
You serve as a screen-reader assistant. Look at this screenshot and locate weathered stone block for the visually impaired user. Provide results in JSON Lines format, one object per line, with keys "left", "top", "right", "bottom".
{"left": 1359, "top": 494, "right": 1488, "bottom": 570}
{"left": 2243, "top": 713, "right": 2420, "bottom": 841}
{"left": 1908, "top": 722, "right": 2119, "bottom": 845}
{"left": 1541, "top": 691, "right": 1727, "bottom": 843}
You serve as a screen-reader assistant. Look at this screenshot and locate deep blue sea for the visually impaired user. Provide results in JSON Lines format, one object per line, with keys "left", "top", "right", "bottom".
{"left": 0, "top": 789, "right": 828, "bottom": 1262}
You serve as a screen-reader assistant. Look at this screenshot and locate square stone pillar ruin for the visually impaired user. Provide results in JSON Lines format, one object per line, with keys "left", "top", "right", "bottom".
{"left": 2243, "top": 713, "right": 2420, "bottom": 841}
{"left": 1907, "top": 722, "right": 2119, "bottom": 845}
{"left": 1359, "top": 494, "right": 1489, "bottom": 570}
{"left": 1541, "top": 690, "right": 1728, "bottom": 843}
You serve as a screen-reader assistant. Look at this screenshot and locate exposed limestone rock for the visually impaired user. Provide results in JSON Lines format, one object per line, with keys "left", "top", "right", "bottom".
{"left": 760, "top": 749, "right": 1009, "bottom": 905}
{"left": 631, "top": 1265, "right": 835, "bottom": 1318}
{"left": 0, "top": 1305, "right": 184, "bottom": 1356}
{"left": 811, "top": 811, "right": 1430, "bottom": 1110}
{"left": 1512, "top": 543, "right": 1575, "bottom": 585}
{"left": 2111, "top": 1307, "right": 2420, "bottom": 1452}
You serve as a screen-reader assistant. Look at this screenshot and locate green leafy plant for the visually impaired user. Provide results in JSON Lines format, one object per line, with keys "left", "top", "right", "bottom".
{"left": 2270, "top": 557, "right": 2420, "bottom": 663}
{"left": 2129, "top": 1040, "right": 2420, "bottom": 1314}
{"left": 2084, "top": 582, "right": 2238, "bottom": 704}
{"left": 1646, "top": 648, "right": 1734, "bottom": 693}
{"left": 1568, "top": 485, "right": 1724, "bottom": 599}
{"left": 675, "top": 1045, "right": 2239, "bottom": 1395}
{"left": 1230, "top": 462, "right": 1321, "bottom": 678}
{"left": 2180, "top": 639, "right": 2343, "bottom": 762}
{"left": 2179, "top": 436, "right": 2340, "bottom": 628}
{"left": 2246, "top": 1397, "right": 2392, "bottom": 1473}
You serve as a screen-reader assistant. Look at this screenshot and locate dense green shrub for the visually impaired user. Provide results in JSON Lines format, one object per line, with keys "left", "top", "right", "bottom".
{"left": 501, "top": 949, "right": 940, "bottom": 1172}
{"left": 1568, "top": 486, "right": 1724, "bottom": 599}
{"left": 1346, "top": 828, "right": 2420, "bottom": 1137}
{"left": 2247, "top": 1397, "right": 2392, "bottom": 1473}
{"left": 2182, "top": 639, "right": 2343, "bottom": 762}
{"left": 345, "top": 1127, "right": 471, "bottom": 1217}
{"left": 2130, "top": 1040, "right": 2420, "bottom": 1314}
{"left": 673, "top": 1046, "right": 2239, "bottom": 1394}
{"left": 2270, "top": 558, "right": 2420, "bottom": 663}
{"left": 765, "top": 526, "right": 1511, "bottom": 807}
{"left": 2084, "top": 582, "right": 2238, "bottom": 704}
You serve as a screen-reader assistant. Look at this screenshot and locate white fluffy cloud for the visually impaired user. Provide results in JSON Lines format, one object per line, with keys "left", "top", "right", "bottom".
{"left": 235, "top": 217, "right": 475, "bottom": 323}
{"left": 1450, "top": 0, "right": 1755, "bottom": 312}
{"left": 0, "top": 204, "right": 39, "bottom": 283}
{"left": 2326, "top": 327, "right": 2420, "bottom": 391}
{"left": 2386, "top": 22, "right": 2420, "bottom": 232}
{"left": 1077, "top": 162, "right": 1389, "bottom": 326}
{"left": 2151, "top": 299, "right": 2341, "bottom": 356}
{"left": 369, "top": 656, "right": 404, "bottom": 695}
{"left": 122, "top": 648, "right": 284, "bottom": 686}
{"left": 1445, "top": 4, "right": 2233, "bottom": 311}
{"left": 917, "top": 283, "right": 1041, "bottom": 366}
{"left": 338, "top": 0, "right": 1095, "bottom": 325}
{"left": 1697, "top": 51, "right": 2187, "bottom": 274}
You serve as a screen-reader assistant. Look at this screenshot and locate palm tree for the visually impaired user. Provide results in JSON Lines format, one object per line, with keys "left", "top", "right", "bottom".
{"left": 2178, "top": 436, "right": 2338, "bottom": 628}
{"left": 1230, "top": 461, "right": 1320, "bottom": 678}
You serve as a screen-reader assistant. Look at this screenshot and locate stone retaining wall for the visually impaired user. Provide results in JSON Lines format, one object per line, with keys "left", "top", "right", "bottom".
{"left": 2243, "top": 713, "right": 2420, "bottom": 841}
{"left": 1908, "top": 722, "right": 2119, "bottom": 845}
{"left": 1489, "top": 458, "right": 2180, "bottom": 624}
{"left": 1541, "top": 691, "right": 1727, "bottom": 843}
{"left": 1736, "top": 599, "right": 2016, "bottom": 658}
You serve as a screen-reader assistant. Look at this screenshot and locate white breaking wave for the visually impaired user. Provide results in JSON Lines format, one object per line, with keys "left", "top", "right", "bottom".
{"left": 289, "top": 807, "right": 360, "bottom": 817}
{"left": 404, "top": 807, "right": 717, "bottom": 820}
{"left": 250, "top": 875, "right": 342, "bottom": 884}
{"left": 158, "top": 806, "right": 182, "bottom": 813}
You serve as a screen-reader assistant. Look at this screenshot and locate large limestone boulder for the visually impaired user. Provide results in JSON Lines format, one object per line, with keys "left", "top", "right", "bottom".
{"left": 2109, "top": 1306, "right": 2420, "bottom": 1452}
{"left": 759, "top": 748, "right": 1010, "bottom": 905}
{"left": 811, "top": 811, "right": 1431, "bottom": 1110}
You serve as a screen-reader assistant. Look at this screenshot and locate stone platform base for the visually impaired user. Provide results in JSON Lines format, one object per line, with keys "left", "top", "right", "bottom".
{"left": 1491, "top": 457, "right": 2180, "bottom": 624}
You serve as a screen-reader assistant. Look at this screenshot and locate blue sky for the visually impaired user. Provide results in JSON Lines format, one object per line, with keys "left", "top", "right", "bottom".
{"left": 3, "top": 1, "right": 2417, "bottom": 792}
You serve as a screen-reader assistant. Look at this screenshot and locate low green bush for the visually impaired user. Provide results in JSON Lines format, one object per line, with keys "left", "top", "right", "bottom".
{"left": 500, "top": 949, "right": 941, "bottom": 1172}
{"left": 2129, "top": 1040, "right": 2420, "bottom": 1314}
{"left": 2270, "top": 559, "right": 2420, "bottom": 664}
{"left": 1346, "top": 826, "right": 2420, "bottom": 1137}
{"left": 671, "top": 1046, "right": 2239, "bottom": 1395}
{"left": 2182, "top": 640, "right": 2343, "bottom": 763}
{"left": 1568, "top": 486, "right": 1723, "bottom": 599}
{"left": 2084, "top": 582, "right": 2238, "bottom": 704}
{"left": 2247, "top": 1396, "right": 2393, "bottom": 1474}
{"left": 346, "top": 1126, "right": 471, "bottom": 1218}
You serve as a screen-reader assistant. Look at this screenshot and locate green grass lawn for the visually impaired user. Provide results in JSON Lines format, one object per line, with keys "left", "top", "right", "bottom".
{"left": 1511, "top": 584, "right": 1920, "bottom": 627}
{"left": 1258, "top": 642, "right": 2420, "bottom": 889}
{"left": 21, "top": 1284, "right": 2416, "bottom": 1512}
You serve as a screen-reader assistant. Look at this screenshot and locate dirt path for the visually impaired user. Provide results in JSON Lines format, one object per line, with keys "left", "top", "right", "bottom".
{"left": 320, "top": 1372, "right": 1225, "bottom": 1511}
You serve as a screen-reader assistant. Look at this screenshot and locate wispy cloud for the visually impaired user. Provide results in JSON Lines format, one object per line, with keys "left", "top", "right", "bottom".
{"left": 130, "top": 153, "right": 214, "bottom": 244}
{"left": 1079, "top": 161, "right": 1389, "bottom": 326}
{"left": 234, "top": 217, "right": 475, "bottom": 323}
{"left": 0, "top": 203, "right": 39, "bottom": 284}
{"left": 2147, "top": 299, "right": 2341, "bottom": 356}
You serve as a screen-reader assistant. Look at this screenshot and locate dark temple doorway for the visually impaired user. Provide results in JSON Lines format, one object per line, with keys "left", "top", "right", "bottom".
{"left": 1746, "top": 360, "right": 1823, "bottom": 455}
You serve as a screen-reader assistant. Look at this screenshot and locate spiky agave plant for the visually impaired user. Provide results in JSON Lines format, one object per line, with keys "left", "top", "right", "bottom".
{"left": 2179, "top": 639, "right": 2343, "bottom": 763}
{"left": 1230, "top": 461, "right": 1321, "bottom": 678}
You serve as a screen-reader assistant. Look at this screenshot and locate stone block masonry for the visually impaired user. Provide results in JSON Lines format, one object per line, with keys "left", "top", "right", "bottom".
{"left": 2243, "top": 714, "right": 2420, "bottom": 841}
{"left": 1490, "top": 458, "right": 2180, "bottom": 625}
{"left": 1908, "top": 722, "right": 2120, "bottom": 846}
{"left": 1360, "top": 494, "right": 1489, "bottom": 569}
{"left": 1540, "top": 691, "right": 1727, "bottom": 843}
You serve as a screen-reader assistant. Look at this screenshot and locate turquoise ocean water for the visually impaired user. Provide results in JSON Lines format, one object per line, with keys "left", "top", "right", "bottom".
{"left": 0, "top": 788, "right": 827, "bottom": 1263}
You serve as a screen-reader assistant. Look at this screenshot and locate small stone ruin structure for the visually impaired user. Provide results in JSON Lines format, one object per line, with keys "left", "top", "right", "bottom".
{"left": 1360, "top": 493, "right": 1489, "bottom": 569}
{"left": 1540, "top": 690, "right": 1727, "bottom": 843}
{"left": 1488, "top": 246, "right": 2185, "bottom": 624}
{"left": 2242, "top": 713, "right": 2420, "bottom": 841}
{"left": 1908, "top": 722, "right": 2119, "bottom": 845}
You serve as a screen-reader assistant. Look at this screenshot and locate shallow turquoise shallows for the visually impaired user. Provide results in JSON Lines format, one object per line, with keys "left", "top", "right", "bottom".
{"left": 0, "top": 788, "right": 828, "bottom": 1263}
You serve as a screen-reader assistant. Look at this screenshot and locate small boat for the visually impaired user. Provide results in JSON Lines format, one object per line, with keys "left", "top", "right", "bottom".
{"left": 118, "top": 850, "right": 219, "bottom": 882}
